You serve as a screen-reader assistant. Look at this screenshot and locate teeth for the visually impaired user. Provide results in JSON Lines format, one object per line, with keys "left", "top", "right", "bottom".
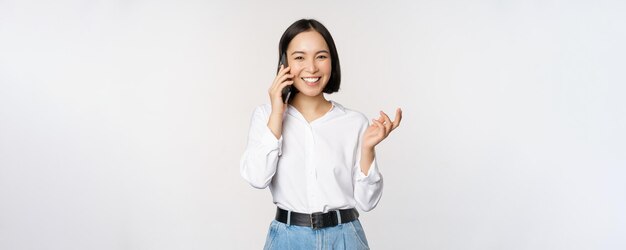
{"left": 302, "top": 77, "right": 320, "bottom": 83}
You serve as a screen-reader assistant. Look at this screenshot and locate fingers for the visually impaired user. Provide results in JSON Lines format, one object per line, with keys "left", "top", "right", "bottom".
{"left": 371, "top": 119, "right": 386, "bottom": 135}
{"left": 273, "top": 72, "right": 293, "bottom": 88}
{"left": 392, "top": 108, "right": 402, "bottom": 130}
{"left": 277, "top": 65, "right": 291, "bottom": 76}
{"left": 380, "top": 111, "right": 393, "bottom": 134}
{"left": 272, "top": 66, "right": 292, "bottom": 86}
{"left": 369, "top": 108, "right": 403, "bottom": 143}
{"left": 274, "top": 74, "right": 293, "bottom": 89}
{"left": 276, "top": 80, "right": 294, "bottom": 92}
{"left": 269, "top": 66, "right": 293, "bottom": 95}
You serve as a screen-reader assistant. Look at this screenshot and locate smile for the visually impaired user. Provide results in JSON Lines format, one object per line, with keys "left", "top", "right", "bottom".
{"left": 302, "top": 77, "right": 321, "bottom": 85}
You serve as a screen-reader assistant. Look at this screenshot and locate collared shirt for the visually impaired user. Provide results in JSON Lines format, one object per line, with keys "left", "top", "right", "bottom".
{"left": 240, "top": 100, "right": 383, "bottom": 213}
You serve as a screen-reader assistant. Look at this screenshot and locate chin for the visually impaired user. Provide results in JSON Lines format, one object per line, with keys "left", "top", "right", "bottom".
{"left": 295, "top": 84, "right": 325, "bottom": 97}
{"left": 297, "top": 90, "right": 323, "bottom": 98}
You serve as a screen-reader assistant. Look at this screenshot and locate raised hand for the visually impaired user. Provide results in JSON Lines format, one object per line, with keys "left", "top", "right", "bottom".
{"left": 266, "top": 65, "right": 294, "bottom": 139}
{"left": 362, "top": 108, "right": 402, "bottom": 150}
{"left": 268, "top": 65, "right": 294, "bottom": 113}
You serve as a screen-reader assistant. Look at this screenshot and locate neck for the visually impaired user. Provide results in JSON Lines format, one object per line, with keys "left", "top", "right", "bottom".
{"left": 291, "top": 93, "right": 330, "bottom": 112}
{"left": 291, "top": 94, "right": 331, "bottom": 117}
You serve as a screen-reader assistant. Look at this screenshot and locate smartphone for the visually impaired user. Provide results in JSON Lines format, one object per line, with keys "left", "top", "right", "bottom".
{"left": 278, "top": 53, "right": 293, "bottom": 104}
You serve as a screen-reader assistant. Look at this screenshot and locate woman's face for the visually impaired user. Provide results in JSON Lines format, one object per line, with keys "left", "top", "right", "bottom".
{"left": 286, "top": 30, "right": 332, "bottom": 98}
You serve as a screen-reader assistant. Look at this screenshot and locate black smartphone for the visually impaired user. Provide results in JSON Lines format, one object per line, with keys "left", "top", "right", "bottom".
{"left": 278, "top": 53, "right": 292, "bottom": 104}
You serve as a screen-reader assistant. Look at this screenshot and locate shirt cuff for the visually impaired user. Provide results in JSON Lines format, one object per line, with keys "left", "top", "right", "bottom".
{"left": 261, "top": 125, "right": 283, "bottom": 155}
{"left": 356, "top": 158, "right": 382, "bottom": 184}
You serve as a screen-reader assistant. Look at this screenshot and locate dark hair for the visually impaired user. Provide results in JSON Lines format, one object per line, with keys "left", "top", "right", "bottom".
{"left": 278, "top": 19, "right": 341, "bottom": 99}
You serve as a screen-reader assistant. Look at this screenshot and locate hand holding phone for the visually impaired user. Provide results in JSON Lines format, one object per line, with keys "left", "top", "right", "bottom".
{"left": 266, "top": 54, "right": 293, "bottom": 139}
{"left": 278, "top": 53, "right": 293, "bottom": 104}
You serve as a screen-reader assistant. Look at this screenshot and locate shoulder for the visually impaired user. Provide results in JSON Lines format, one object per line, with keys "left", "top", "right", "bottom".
{"left": 331, "top": 101, "right": 369, "bottom": 126}
{"left": 249, "top": 104, "right": 272, "bottom": 120}
{"left": 252, "top": 103, "right": 271, "bottom": 114}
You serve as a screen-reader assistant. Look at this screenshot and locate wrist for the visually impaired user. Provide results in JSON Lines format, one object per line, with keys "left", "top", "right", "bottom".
{"left": 361, "top": 147, "right": 375, "bottom": 161}
{"left": 361, "top": 145, "right": 375, "bottom": 154}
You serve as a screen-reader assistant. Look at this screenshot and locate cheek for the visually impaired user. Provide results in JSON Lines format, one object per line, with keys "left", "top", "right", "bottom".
{"left": 321, "top": 61, "right": 332, "bottom": 73}
{"left": 289, "top": 64, "right": 304, "bottom": 76}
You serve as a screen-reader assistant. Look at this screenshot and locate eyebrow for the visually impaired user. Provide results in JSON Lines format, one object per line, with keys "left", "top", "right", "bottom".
{"left": 291, "top": 50, "right": 330, "bottom": 55}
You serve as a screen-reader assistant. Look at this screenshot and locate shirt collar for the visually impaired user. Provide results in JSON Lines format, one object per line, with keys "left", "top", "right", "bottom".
{"left": 286, "top": 100, "right": 346, "bottom": 123}
{"left": 329, "top": 100, "right": 346, "bottom": 114}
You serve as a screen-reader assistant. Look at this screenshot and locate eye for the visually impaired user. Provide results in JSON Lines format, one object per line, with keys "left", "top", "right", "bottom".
{"left": 317, "top": 55, "right": 328, "bottom": 59}
{"left": 294, "top": 56, "right": 304, "bottom": 60}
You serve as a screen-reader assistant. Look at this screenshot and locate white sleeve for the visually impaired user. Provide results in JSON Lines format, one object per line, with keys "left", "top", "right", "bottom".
{"left": 353, "top": 122, "right": 384, "bottom": 212}
{"left": 240, "top": 106, "right": 283, "bottom": 189}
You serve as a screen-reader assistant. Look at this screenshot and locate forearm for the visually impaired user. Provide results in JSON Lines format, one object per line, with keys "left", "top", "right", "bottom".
{"left": 267, "top": 111, "right": 283, "bottom": 139}
{"left": 355, "top": 146, "right": 383, "bottom": 211}
{"left": 360, "top": 147, "right": 375, "bottom": 175}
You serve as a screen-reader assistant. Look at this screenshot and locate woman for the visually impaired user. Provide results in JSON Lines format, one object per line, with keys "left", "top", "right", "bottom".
{"left": 240, "top": 19, "right": 402, "bottom": 249}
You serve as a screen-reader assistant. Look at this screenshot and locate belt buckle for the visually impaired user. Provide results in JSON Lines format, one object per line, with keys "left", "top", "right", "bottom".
{"left": 310, "top": 212, "right": 323, "bottom": 229}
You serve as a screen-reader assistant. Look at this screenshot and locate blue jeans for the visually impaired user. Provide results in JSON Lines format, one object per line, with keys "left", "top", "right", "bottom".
{"left": 263, "top": 219, "right": 370, "bottom": 250}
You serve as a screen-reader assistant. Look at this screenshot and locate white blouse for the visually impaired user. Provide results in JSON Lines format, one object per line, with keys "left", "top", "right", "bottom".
{"left": 240, "top": 100, "right": 383, "bottom": 213}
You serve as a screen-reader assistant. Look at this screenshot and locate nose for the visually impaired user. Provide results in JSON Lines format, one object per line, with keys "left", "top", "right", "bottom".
{"left": 305, "top": 58, "right": 318, "bottom": 73}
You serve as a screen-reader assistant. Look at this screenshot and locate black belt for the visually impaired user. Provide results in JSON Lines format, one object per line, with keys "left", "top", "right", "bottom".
{"left": 275, "top": 207, "right": 359, "bottom": 229}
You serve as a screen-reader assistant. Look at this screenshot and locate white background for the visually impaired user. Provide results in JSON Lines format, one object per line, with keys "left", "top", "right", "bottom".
{"left": 1, "top": 0, "right": 625, "bottom": 249}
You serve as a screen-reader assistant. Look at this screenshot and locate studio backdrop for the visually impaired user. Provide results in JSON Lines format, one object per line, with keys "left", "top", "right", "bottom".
{"left": 1, "top": 0, "right": 625, "bottom": 249}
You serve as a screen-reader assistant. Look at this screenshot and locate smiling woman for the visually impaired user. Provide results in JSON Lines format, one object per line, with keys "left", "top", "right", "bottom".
{"left": 240, "top": 19, "right": 402, "bottom": 250}
{"left": 284, "top": 31, "right": 332, "bottom": 100}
